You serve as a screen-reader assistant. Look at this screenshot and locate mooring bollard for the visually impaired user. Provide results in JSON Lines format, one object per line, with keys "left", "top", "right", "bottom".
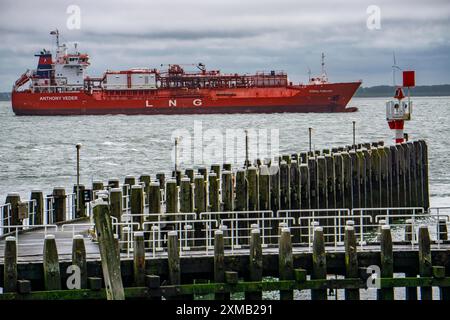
{"left": 43, "top": 234, "right": 61, "bottom": 290}
{"left": 133, "top": 231, "right": 146, "bottom": 287}
{"left": 72, "top": 234, "right": 87, "bottom": 289}
{"left": 344, "top": 225, "right": 359, "bottom": 300}
{"left": 93, "top": 200, "right": 125, "bottom": 300}
{"left": 418, "top": 225, "right": 432, "bottom": 300}
{"left": 130, "top": 184, "right": 144, "bottom": 229}
{"left": 30, "top": 190, "right": 44, "bottom": 225}
{"left": 278, "top": 227, "right": 294, "bottom": 300}
{"left": 312, "top": 227, "right": 327, "bottom": 300}
{"left": 378, "top": 225, "right": 394, "bottom": 300}
{"left": 52, "top": 187, "right": 66, "bottom": 222}
{"left": 246, "top": 228, "right": 263, "bottom": 300}
{"left": 208, "top": 173, "right": 220, "bottom": 212}
{"left": 4, "top": 236, "right": 17, "bottom": 293}
{"left": 214, "top": 230, "right": 229, "bottom": 300}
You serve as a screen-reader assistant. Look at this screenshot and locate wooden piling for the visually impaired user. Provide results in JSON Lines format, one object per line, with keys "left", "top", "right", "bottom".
{"left": 52, "top": 187, "right": 66, "bottom": 222}
{"left": 280, "top": 161, "right": 290, "bottom": 210}
{"left": 148, "top": 181, "right": 161, "bottom": 219}
{"left": 312, "top": 227, "right": 327, "bottom": 300}
{"left": 208, "top": 173, "right": 220, "bottom": 212}
{"left": 109, "top": 188, "right": 123, "bottom": 223}
{"left": 378, "top": 146, "right": 390, "bottom": 209}
{"left": 223, "top": 163, "right": 232, "bottom": 171}
{"left": 341, "top": 152, "right": 352, "bottom": 209}
{"left": 108, "top": 178, "right": 120, "bottom": 189}
{"left": 130, "top": 184, "right": 144, "bottom": 229}
{"left": 419, "top": 140, "right": 430, "bottom": 209}
{"left": 325, "top": 155, "right": 336, "bottom": 210}
{"left": 165, "top": 179, "right": 178, "bottom": 221}
{"left": 362, "top": 149, "right": 372, "bottom": 209}
{"left": 167, "top": 231, "right": 181, "bottom": 299}
{"left": 72, "top": 184, "right": 86, "bottom": 219}
{"left": 258, "top": 165, "right": 270, "bottom": 212}
{"left": 246, "top": 228, "right": 263, "bottom": 300}
{"left": 43, "top": 234, "right": 61, "bottom": 290}
{"left": 308, "top": 157, "right": 319, "bottom": 210}
{"left": 185, "top": 168, "right": 194, "bottom": 182}
{"left": 30, "top": 190, "right": 44, "bottom": 225}
{"left": 247, "top": 166, "right": 259, "bottom": 212}
{"left": 194, "top": 174, "right": 206, "bottom": 245}
{"left": 389, "top": 145, "right": 400, "bottom": 209}
{"left": 72, "top": 234, "right": 87, "bottom": 289}
{"left": 344, "top": 226, "right": 359, "bottom": 300}
{"left": 214, "top": 230, "right": 229, "bottom": 300}
{"left": 156, "top": 172, "right": 166, "bottom": 191}
{"left": 180, "top": 177, "right": 194, "bottom": 213}
{"left": 211, "top": 164, "right": 221, "bottom": 178}
{"left": 92, "top": 180, "right": 104, "bottom": 196}
{"left": 379, "top": 225, "right": 394, "bottom": 300}
{"left": 93, "top": 200, "right": 125, "bottom": 300}
{"left": 290, "top": 160, "right": 300, "bottom": 211}
{"left": 222, "top": 170, "right": 233, "bottom": 214}
{"left": 235, "top": 169, "right": 247, "bottom": 211}
{"left": 124, "top": 175, "right": 136, "bottom": 188}
{"left": 4, "top": 236, "right": 17, "bottom": 293}
{"left": 333, "top": 153, "right": 344, "bottom": 210}
{"left": 349, "top": 151, "right": 361, "bottom": 209}
{"left": 133, "top": 231, "right": 146, "bottom": 287}
{"left": 418, "top": 225, "right": 432, "bottom": 300}
{"left": 279, "top": 227, "right": 294, "bottom": 300}
{"left": 269, "top": 164, "right": 280, "bottom": 215}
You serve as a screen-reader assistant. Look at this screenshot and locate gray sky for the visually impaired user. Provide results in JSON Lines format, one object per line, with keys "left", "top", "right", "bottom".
{"left": 1, "top": 0, "right": 449, "bottom": 91}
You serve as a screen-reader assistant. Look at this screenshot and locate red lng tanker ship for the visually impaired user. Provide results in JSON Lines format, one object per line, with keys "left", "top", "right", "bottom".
{"left": 12, "top": 31, "right": 361, "bottom": 116}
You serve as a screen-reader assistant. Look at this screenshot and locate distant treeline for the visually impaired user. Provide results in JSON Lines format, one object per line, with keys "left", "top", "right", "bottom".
{"left": 355, "top": 85, "right": 450, "bottom": 97}
{"left": 1, "top": 85, "right": 449, "bottom": 100}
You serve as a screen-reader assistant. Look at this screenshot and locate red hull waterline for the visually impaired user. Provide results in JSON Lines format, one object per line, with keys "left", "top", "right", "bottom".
{"left": 12, "top": 82, "right": 361, "bottom": 116}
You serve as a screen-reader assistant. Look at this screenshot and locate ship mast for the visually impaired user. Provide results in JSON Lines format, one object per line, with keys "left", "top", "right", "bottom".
{"left": 50, "top": 29, "right": 59, "bottom": 48}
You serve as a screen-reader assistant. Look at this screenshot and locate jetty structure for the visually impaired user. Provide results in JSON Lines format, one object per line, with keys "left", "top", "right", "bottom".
{"left": 1, "top": 138, "right": 449, "bottom": 301}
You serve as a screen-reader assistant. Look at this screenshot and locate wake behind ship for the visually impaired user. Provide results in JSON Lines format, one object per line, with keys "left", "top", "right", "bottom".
{"left": 11, "top": 30, "right": 361, "bottom": 116}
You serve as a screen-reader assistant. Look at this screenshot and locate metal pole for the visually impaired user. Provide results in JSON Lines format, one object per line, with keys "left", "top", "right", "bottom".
{"left": 308, "top": 128, "right": 312, "bottom": 152}
{"left": 76, "top": 143, "right": 81, "bottom": 217}
{"left": 174, "top": 137, "right": 178, "bottom": 174}
{"left": 245, "top": 130, "right": 249, "bottom": 168}
{"left": 352, "top": 121, "right": 356, "bottom": 148}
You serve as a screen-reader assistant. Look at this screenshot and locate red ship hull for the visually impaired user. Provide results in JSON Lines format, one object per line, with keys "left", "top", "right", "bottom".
{"left": 12, "top": 82, "right": 361, "bottom": 116}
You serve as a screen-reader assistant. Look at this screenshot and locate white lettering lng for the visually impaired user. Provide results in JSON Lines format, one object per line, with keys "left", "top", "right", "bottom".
{"left": 39, "top": 96, "right": 79, "bottom": 101}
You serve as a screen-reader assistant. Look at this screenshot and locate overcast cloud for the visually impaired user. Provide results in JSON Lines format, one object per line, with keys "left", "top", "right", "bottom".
{"left": 0, "top": 0, "right": 449, "bottom": 91}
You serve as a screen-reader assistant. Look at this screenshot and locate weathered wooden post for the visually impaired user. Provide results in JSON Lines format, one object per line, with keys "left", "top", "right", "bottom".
{"left": 389, "top": 145, "right": 400, "bottom": 209}
{"left": 280, "top": 161, "right": 290, "bottom": 210}
{"left": 148, "top": 181, "right": 161, "bottom": 219}
{"left": 289, "top": 161, "right": 300, "bottom": 210}
{"left": 378, "top": 146, "right": 390, "bottom": 209}
{"left": 312, "top": 227, "right": 327, "bottom": 300}
{"left": 208, "top": 173, "right": 220, "bottom": 212}
{"left": 52, "top": 187, "right": 67, "bottom": 222}
{"left": 194, "top": 174, "right": 206, "bottom": 246}
{"left": 93, "top": 200, "right": 125, "bottom": 300}
{"left": 223, "top": 163, "right": 232, "bottom": 171}
{"left": 279, "top": 227, "right": 294, "bottom": 300}
{"left": 167, "top": 231, "right": 181, "bottom": 300}
{"left": 109, "top": 188, "right": 123, "bottom": 224}
{"left": 397, "top": 143, "right": 407, "bottom": 207}
{"left": 211, "top": 164, "right": 221, "bottom": 178}
{"left": 317, "top": 156, "right": 327, "bottom": 209}
{"left": 222, "top": 170, "right": 233, "bottom": 215}
{"left": 165, "top": 179, "right": 178, "bottom": 222}
{"left": 246, "top": 228, "right": 263, "bottom": 300}
{"left": 4, "top": 236, "right": 17, "bottom": 293}
{"left": 378, "top": 225, "right": 394, "bottom": 300}
{"left": 139, "top": 174, "right": 151, "bottom": 201}
{"left": 31, "top": 190, "right": 44, "bottom": 225}
{"left": 344, "top": 225, "right": 359, "bottom": 300}
{"left": 43, "top": 234, "right": 61, "bottom": 290}
{"left": 299, "top": 151, "right": 308, "bottom": 164}
{"left": 130, "top": 184, "right": 144, "bottom": 229}
{"left": 156, "top": 172, "right": 166, "bottom": 191}
{"left": 308, "top": 157, "right": 319, "bottom": 210}
{"left": 235, "top": 169, "right": 247, "bottom": 246}
{"left": 247, "top": 166, "right": 259, "bottom": 212}
{"left": 72, "top": 234, "right": 87, "bottom": 289}
{"left": 334, "top": 153, "right": 344, "bottom": 210}
{"left": 258, "top": 165, "right": 271, "bottom": 212}
{"left": 133, "top": 231, "right": 146, "bottom": 287}
{"left": 362, "top": 149, "right": 372, "bottom": 209}
{"left": 384, "top": 146, "right": 393, "bottom": 207}
{"left": 124, "top": 175, "right": 136, "bottom": 188}
{"left": 185, "top": 168, "right": 194, "bottom": 182}
{"left": 356, "top": 149, "right": 366, "bottom": 210}
{"left": 198, "top": 166, "right": 208, "bottom": 181}
{"left": 299, "top": 163, "right": 310, "bottom": 242}
{"left": 403, "top": 143, "right": 412, "bottom": 208}
{"left": 418, "top": 225, "right": 432, "bottom": 300}
{"left": 342, "top": 152, "right": 353, "bottom": 209}
{"left": 180, "top": 177, "right": 194, "bottom": 214}
{"left": 325, "top": 154, "right": 335, "bottom": 210}
{"left": 270, "top": 164, "right": 280, "bottom": 244}
{"left": 108, "top": 178, "right": 120, "bottom": 189}
{"left": 419, "top": 140, "right": 430, "bottom": 210}
{"left": 92, "top": 180, "right": 104, "bottom": 198}
{"left": 349, "top": 150, "right": 361, "bottom": 210}
{"left": 214, "top": 229, "right": 229, "bottom": 300}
